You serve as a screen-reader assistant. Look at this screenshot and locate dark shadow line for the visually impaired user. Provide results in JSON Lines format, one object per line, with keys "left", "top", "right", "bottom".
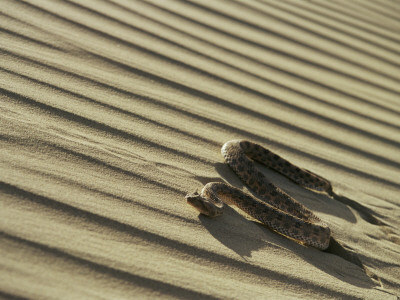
{"left": 256, "top": 0, "right": 400, "bottom": 57}
{"left": 0, "top": 88, "right": 212, "bottom": 167}
{"left": 10, "top": 162, "right": 197, "bottom": 224}
{"left": 286, "top": 151, "right": 400, "bottom": 192}
{"left": 0, "top": 11, "right": 56, "bottom": 37}
{"left": 341, "top": 0, "right": 400, "bottom": 24}
{"left": 53, "top": 53, "right": 400, "bottom": 171}
{"left": 0, "top": 182, "right": 364, "bottom": 298}
{"left": 2, "top": 52, "right": 400, "bottom": 190}
{"left": 0, "top": 48, "right": 239, "bottom": 138}
{"left": 58, "top": 1, "right": 400, "bottom": 131}
{"left": 1, "top": 134, "right": 185, "bottom": 196}
{"left": 0, "top": 232, "right": 217, "bottom": 300}
{"left": 278, "top": 0, "right": 400, "bottom": 44}
{"left": 0, "top": 67, "right": 217, "bottom": 146}
{"left": 329, "top": 191, "right": 389, "bottom": 227}
{"left": 3, "top": 21, "right": 399, "bottom": 131}
{"left": 324, "top": 238, "right": 365, "bottom": 270}
{"left": 307, "top": 0, "right": 400, "bottom": 35}
{"left": 6, "top": 43, "right": 400, "bottom": 168}
{"left": 128, "top": 1, "right": 400, "bottom": 117}
{"left": 119, "top": 37, "right": 400, "bottom": 145}
{"left": 370, "top": 0, "right": 400, "bottom": 13}
{"left": 3, "top": 47, "right": 399, "bottom": 151}
{"left": 2, "top": 47, "right": 400, "bottom": 190}
{"left": 249, "top": 0, "right": 400, "bottom": 65}
{"left": 0, "top": 291, "right": 29, "bottom": 300}
{"left": 102, "top": 0, "right": 400, "bottom": 71}
{"left": 2, "top": 66, "right": 399, "bottom": 190}
{"left": 357, "top": 251, "right": 400, "bottom": 272}
{"left": 0, "top": 49, "right": 184, "bottom": 117}
{"left": 0, "top": 11, "right": 80, "bottom": 52}
{"left": 18, "top": 0, "right": 400, "bottom": 96}
{"left": 179, "top": 0, "right": 400, "bottom": 87}
{"left": 0, "top": 27, "right": 65, "bottom": 51}
{"left": 68, "top": 2, "right": 400, "bottom": 133}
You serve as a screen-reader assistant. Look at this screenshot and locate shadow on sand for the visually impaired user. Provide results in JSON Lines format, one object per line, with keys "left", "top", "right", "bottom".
{"left": 190, "top": 162, "right": 386, "bottom": 289}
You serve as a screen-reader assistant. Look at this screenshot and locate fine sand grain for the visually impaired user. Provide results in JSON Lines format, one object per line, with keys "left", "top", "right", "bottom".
{"left": 1, "top": 0, "right": 400, "bottom": 299}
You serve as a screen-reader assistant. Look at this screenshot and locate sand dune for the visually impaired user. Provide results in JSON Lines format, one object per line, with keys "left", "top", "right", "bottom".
{"left": 1, "top": 0, "right": 400, "bottom": 299}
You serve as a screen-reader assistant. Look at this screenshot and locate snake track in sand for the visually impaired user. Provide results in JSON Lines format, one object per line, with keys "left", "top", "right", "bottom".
{"left": 186, "top": 140, "right": 332, "bottom": 250}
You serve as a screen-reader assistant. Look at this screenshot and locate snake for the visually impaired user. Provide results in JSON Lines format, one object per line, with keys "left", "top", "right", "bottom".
{"left": 186, "top": 140, "right": 332, "bottom": 250}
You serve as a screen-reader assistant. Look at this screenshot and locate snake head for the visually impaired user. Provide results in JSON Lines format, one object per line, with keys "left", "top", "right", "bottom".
{"left": 186, "top": 191, "right": 222, "bottom": 218}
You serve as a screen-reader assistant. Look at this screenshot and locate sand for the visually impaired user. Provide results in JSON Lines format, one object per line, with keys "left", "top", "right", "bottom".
{"left": 1, "top": 0, "right": 400, "bottom": 299}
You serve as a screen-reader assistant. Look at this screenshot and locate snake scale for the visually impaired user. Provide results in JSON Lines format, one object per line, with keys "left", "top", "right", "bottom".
{"left": 186, "top": 140, "right": 332, "bottom": 250}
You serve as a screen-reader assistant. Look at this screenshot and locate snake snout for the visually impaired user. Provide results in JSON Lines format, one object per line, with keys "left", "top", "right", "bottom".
{"left": 186, "top": 192, "right": 221, "bottom": 217}
{"left": 186, "top": 193, "right": 206, "bottom": 212}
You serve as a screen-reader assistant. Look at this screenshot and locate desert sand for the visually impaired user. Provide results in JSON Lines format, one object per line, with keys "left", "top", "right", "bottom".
{"left": 1, "top": 0, "right": 400, "bottom": 299}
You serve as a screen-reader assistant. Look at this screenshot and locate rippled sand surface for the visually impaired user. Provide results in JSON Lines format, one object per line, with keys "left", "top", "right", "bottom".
{"left": 1, "top": 1, "right": 400, "bottom": 299}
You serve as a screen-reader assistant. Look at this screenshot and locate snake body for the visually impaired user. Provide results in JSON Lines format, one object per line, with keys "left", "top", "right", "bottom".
{"left": 186, "top": 140, "right": 332, "bottom": 250}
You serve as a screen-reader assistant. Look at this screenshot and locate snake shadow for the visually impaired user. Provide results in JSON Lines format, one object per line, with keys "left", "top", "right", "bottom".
{"left": 197, "top": 163, "right": 381, "bottom": 288}
{"left": 198, "top": 209, "right": 270, "bottom": 258}
{"left": 196, "top": 200, "right": 378, "bottom": 289}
